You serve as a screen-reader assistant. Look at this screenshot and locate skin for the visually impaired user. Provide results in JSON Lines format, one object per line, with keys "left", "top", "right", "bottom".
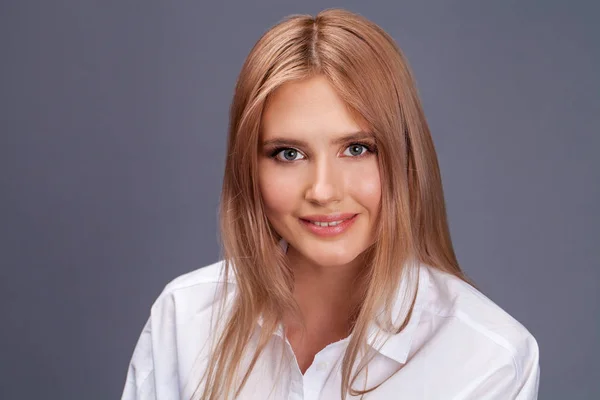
{"left": 257, "top": 74, "right": 381, "bottom": 373}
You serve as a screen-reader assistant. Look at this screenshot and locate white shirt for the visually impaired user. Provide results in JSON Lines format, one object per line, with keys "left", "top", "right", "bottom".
{"left": 121, "top": 260, "right": 540, "bottom": 399}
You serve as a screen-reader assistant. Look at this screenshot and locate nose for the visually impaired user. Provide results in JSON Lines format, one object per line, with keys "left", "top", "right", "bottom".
{"left": 304, "top": 157, "right": 342, "bottom": 205}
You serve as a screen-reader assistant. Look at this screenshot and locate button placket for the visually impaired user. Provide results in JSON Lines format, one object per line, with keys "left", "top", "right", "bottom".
{"left": 315, "top": 361, "right": 329, "bottom": 372}
{"left": 303, "top": 348, "right": 339, "bottom": 400}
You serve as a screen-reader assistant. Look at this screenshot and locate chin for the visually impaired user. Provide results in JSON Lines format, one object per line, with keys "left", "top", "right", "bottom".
{"left": 304, "top": 245, "right": 363, "bottom": 268}
{"left": 282, "top": 228, "right": 372, "bottom": 269}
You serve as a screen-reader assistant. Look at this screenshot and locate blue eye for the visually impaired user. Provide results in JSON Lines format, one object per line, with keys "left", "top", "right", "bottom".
{"left": 342, "top": 143, "right": 371, "bottom": 157}
{"left": 272, "top": 148, "right": 306, "bottom": 162}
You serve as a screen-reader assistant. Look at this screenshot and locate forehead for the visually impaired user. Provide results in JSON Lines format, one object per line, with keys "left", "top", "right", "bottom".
{"left": 261, "top": 75, "right": 368, "bottom": 139}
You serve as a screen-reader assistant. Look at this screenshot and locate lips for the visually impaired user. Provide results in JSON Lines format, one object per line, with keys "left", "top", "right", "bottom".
{"left": 298, "top": 213, "right": 358, "bottom": 237}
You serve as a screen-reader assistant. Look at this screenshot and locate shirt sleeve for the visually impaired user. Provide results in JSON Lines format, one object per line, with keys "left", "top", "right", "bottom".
{"left": 121, "top": 317, "right": 157, "bottom": 400}
{"left": 513, "top": 338, "right": 540, "bottom": 400}
{"left": 468, "top": 333, "right": 541, "bottom": 399}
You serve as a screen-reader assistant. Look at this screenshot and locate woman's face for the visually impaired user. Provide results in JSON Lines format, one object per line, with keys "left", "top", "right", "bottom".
{"left": 258, "top": 75, "right": 381, "bottom": 269}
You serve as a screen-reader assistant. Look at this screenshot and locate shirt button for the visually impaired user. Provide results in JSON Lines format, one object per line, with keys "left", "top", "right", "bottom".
{"left": 315, "top": 362, "right": 329, "bottom": 371}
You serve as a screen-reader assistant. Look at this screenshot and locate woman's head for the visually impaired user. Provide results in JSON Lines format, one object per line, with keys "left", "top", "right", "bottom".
{"left": 205, "top": 8, "right": 468, "bottom": 400}
{"left": 222, "top": 8, "right": 428, "bottom": 271}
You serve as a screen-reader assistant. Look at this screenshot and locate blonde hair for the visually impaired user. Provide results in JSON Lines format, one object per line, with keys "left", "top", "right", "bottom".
{"left": 193, "top": 8, "right": 475, "bottom": 400}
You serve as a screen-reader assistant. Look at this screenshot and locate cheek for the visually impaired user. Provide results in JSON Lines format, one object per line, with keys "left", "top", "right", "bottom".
{"left": 258, "top": 162, "right": 298, "bottom": 217}
{"left": 345, "top": 161, "right": 381, "bottom": 213}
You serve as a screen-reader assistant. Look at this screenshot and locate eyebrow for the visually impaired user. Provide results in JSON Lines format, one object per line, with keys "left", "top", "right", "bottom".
{"left": 260, "top": 131, "right": 374, "bottom": 148}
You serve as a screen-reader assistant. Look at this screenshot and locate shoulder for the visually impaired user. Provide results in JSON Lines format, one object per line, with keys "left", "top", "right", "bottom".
{"left": 150, "top": 259, "right": 236, "bottom": 319}
{"left": 122, "top": 260, "right": 237, "bottom": 398}
{"left": 161, "top": 259, "right": 232, "bottom": 294}
{"left": 419, "top": 265, "right": 540, "bottom": 382}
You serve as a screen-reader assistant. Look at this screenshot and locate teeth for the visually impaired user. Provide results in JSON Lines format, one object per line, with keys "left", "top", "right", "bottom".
{"left": 311, "top": 220, "right": 345, "bottom": 227}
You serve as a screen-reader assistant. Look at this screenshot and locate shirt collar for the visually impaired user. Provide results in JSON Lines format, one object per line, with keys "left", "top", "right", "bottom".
{"left": 365, "top": 260, "right": 429, "bottom": 364}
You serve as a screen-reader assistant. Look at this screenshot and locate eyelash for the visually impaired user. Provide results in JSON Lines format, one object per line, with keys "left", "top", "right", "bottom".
{"left": 269, "top": 141, "right": 378, "bottom": 163}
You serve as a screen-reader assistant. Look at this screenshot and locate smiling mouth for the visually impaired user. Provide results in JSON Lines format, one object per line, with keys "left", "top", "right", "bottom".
{"left": 298, "top": 214, "right": 359, "bottom": 237}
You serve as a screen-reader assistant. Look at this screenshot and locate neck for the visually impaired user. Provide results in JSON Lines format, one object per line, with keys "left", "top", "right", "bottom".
{"left": 285, "top": 246, "right": 368, "bottom": 330}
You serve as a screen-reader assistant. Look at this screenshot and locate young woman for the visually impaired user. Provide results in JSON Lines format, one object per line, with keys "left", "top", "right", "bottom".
{"left": 122, "top": 8, "right": 540, "bottom": 400}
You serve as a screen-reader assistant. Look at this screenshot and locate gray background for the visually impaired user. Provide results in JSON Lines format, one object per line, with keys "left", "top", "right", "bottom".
{"left": 1, "top": 1, "right": 598, "bottom": 399}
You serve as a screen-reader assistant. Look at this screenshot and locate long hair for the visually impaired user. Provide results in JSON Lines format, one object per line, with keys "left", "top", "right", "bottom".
{"left": 193, "top": 8, "right": 475, "bottom": 400}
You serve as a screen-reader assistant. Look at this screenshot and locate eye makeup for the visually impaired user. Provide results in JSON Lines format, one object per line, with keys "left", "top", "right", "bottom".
{"left": 266, "top": 140, "right": 378, "bottom": 163}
